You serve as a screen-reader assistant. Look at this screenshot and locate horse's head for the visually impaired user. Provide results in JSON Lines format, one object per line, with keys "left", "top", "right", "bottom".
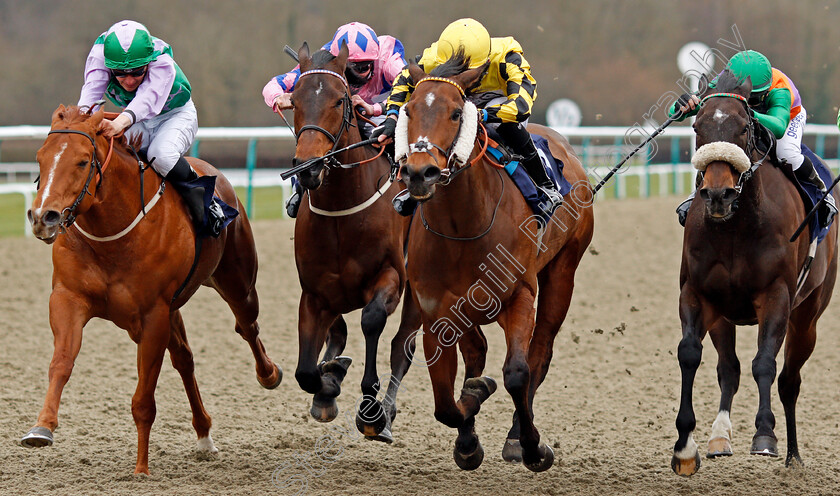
{"left": 397, "top": 53, "right": 489, "bottom": 200}
{"left": 692, "top": 70, "right": 757, "bottom": 222}
{"left": 291, "top": 42, "right": 352, "bottom": 190}
{"left": 28, "top": 105, "right": 107, "bottom": 243}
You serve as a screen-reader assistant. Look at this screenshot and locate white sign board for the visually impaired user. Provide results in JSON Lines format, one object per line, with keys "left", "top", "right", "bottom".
{"left": 546, "top": 98, "right": 582, "bottom": 127}
{"left": 677, "top": 42, "right": 714, "bottom": 92}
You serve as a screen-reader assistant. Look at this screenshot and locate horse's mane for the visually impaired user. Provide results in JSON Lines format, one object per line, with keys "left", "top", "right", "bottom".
{"left": 708, "top": 69, "right": 747, "bottom": 95}
{"left": 56, "top": 105, "right": 134, "bottom": 148}
{"left": 429, "top": 48, "right": 471, "bottom": 78}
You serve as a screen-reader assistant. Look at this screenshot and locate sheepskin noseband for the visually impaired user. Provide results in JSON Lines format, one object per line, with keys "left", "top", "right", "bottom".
{"left": 692, "top": 141, "right": 751, "bottom": 173}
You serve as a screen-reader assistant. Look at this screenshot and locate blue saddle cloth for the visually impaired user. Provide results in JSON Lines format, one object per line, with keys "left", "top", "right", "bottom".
{"left": 798, "top": 144, "right": 834, "bottom": 243}
{"left": 171, "top": 175, "right": 239, "bottom": 237}
{"left": 486, "top": 134, "right": 572, "bottom": 222}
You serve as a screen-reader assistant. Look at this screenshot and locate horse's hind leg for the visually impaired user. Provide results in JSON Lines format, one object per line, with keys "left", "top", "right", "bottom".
{"left": 458, "top": 325, "right": 488, "bottom": 381}
{"left": 210, "top": 231, "right": 281, "bottom": 389}
{"left": 706, "top": 318, "right": 738, "bottom": 458}
{"left": 778, "top": 302, "right": 819, "bottom": 467}
{"left": 356, "top": 268, "right": 402, "bottom": 439}
{"left": 132, "top": 307, "right": 172, "bottom": 475}
{"left": 167, "top": 310, "right": 217, "bottom": 456}
{"left": 504, "top": 246, "right": 580, "bottom": 464}
{"left": 21, "top": 290, "right": 90, "bottom": 449}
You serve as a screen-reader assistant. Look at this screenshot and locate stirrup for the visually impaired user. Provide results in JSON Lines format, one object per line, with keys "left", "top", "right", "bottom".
{"left": 285, "top": 190, "right": 302, "bottom": 218}
{"left": 676, "top": 198, "right": 693, "bottom": 227}
{"left": 208, "top": 200, "right": 225, "bottom": 237}
{"left": 392, "top": 189, "right": 417, "bottom": 216}
{"left": 820, "top": 192, "right": 837, "bottom": 229}
{"left": 536, "top": 184, "right": 563, "bottom": 216}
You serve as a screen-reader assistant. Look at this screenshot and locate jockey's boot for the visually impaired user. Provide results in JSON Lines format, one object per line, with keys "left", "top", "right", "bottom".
{"left": 167, "top": 156, "right": 225, "bottom": 237}
{"left": 795, "top": 156, "right": 838, "bottom": 229}
{"left": 521, "top": 148, "right": 563, "bottom": 217}
{"left": 676, "top": 172, "right": 703, "bottom": 227}
{"left": 286, "top": 178, "right": 303, "bottom": 218}
{"left": 392, "top": 189, "right": 418, "bottom": 216}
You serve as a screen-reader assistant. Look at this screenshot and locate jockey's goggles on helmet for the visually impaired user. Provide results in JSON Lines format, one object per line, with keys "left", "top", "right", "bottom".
{"left": 112, "top": 66, "right": 148, "bottom": 78}
{"left": 748, "top": 90, "right": 769, "bottom": 107}
{"left": 348, "top": 60, "right": 374, "bottom": 75}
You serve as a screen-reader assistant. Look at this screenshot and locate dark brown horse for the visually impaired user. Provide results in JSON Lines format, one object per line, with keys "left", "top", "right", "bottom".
{"left": 398, "top": 58, "right": 594, "bottom": 471}
{"left": 289, "top": 43, "right": 419, "bottom": 441}
{"left": 23, "top": 106, "right": 282, "bottom": 475}
{"left": 672, "top": 71, "right": 838, "bottom": 476}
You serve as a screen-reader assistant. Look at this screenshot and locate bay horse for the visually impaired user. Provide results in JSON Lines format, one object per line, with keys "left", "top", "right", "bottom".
{"left": 23, "top": 105, "right": 282, "bottom": 475}
{"left": 672, "top": 71, "right": 838, "bottom": 476}
{"left": 289, "top": 43, "right": 419, "bottom": 442}
{"left": 397, "top": 57, "right": 594, "bottom": 471}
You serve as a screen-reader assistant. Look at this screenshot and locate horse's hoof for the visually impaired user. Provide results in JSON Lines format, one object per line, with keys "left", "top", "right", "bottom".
{"left": 310, "top": 396, "right": 338, "bottom": 423}
{"left": 750, "top": 435, "right": 779, "bottom": 457}
{"left": 502, "top": 438, "right": 523, "bottom": 463}
{"left": 671, "top": 451, "right": 701, "bottom": 476}
{"left": 365, "top": 426, "right": 394, "bottom": 444}
{"left": 355, "top": 397, "right": 387, "bottom": 437}
{"left": 321, "top": 356, "right": 352, "bottom": 377}
{"left": 462, "top": 376, "right": 497, "bottom": 403}
{"left": 523, "top": 443, "right": 554, "bottom": 473}
{"left": 706, "top": 437, "right": 733, "bottom": 458}
{"left": 785, "top": 451, "right": 804, "bottom": 468}
{"left": 454, "top": 441, "right": 485, "bottom": 470}
{"left": 20, "top": 427, "right": 53, "bottom": 448}
{"left": 258, "top": 363, "right": 283, "bottom": 390}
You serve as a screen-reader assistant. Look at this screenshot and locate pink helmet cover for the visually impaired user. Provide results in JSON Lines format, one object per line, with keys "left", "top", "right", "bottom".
{"left": 327, "top": 22, "right": 379, "bottom": 61}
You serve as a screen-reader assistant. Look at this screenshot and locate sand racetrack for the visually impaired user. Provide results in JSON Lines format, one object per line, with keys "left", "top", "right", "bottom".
{"left": 1, "top": 195, "right": 839, "bottom": 495}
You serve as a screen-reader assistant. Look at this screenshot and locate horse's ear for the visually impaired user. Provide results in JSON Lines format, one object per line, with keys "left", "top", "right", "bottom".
{"left": 697, "top": 73, "right": 711, "bottom": 97}
{"left": 454, "top": 60, "right": 489, "bottom": 92}
{"left": 407, "top": 62, "right": 426, "bottom": 86}
{"left": 51, "top": 104, "right": 66, "bottom": 124}
{"left": 298, "top": 42, "right": 311, "bottom": 70}
{"left": 334, "top": 41, "right": 349, "bottom": 70}
{"left": 89, "top": 108, "right": 105, "bottom": 131}
{"left": 739, "top": 75, "right": 753, "bottom": 98}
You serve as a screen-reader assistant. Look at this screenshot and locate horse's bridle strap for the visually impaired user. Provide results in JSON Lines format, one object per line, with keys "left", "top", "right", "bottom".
{"left": 416, "top": 77, "right": 465, "bottom": 98}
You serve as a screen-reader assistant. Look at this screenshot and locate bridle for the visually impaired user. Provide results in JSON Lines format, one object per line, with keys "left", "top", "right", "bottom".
{"left": 698, "top": 92, "right": 774, "bottom": 194}
{"left": 294, "top": 69, "right": 353, "bottom": 169}
{"left": 402, "top": 76, "right": 478, "bottom": 185}
{"left": 44, "top": 129, "right": 111, "bottom": 229}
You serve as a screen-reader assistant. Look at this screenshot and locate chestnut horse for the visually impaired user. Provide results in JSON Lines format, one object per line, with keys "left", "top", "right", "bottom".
{"left": 289, "top": 44, "right": 419, "bottom": 442}
{"left": 398, "top": 58, "right": 594, "bottom": 471}
{"left": 672, "top": 71, "right": 838, "bottom": 476}
{"left": 23, "top": 106, "right": 282, "bottom": 475}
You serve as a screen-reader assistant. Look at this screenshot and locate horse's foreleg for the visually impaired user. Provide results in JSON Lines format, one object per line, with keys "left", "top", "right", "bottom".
{"left": 706, "top": 318, "right": 738, "bottom": 458}
{"left": 296, "top": 292, "right": 342, "bottom": 422}
{"left": 377, "top": 282, "right": 422, "bottom": 441}
{"left": 132, "top": 307, "right": 171, "bottom": 475}
{"left": 167, "top": 310, "right": 216, "bottom": 456}
{"left": 21, "top": 290, "right": 91, "bottom": 448}
{"left": 356, "top": 268, "right": 401, "bottom": 439}
{"left": 498, "top": 288, "right": 553, "bottom": 472}
{"left": 672, "top": 286, "right": 709, "bottom": 476}
{"left": 750, "top": 287, "right": 789, "bottom": 458}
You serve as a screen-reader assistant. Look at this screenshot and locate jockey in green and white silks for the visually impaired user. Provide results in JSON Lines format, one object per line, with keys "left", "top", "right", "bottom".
{"left": 78, "top": 20, "right": 225, "bottom": 237}
{"left": 78, "top": 20, "right": 195, "bottom": 178}
{"left": 670, "top": 50, "right": 836, "bottom": 227}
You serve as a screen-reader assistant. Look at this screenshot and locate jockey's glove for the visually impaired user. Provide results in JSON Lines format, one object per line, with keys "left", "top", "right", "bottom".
{"left": 372, "top": 116, "right": 397, "bottom": 141}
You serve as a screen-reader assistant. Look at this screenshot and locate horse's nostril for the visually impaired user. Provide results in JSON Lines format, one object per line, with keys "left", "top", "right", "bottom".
{"left": 698, "top": 189, "right": 710, "bottom": 201}
{"left": 399, "top": 165, "right": 410, "bottom": 179}
{"left": 43, "top": 211, "right": 61, "bottom": 227}
{"left": 26, "top": 210, "right": 33, "bottom": 224}
{"left": 292, "top": 157, "right": 299, "bottom": 167}
{"left": 424, "top": 166, "right": 441, "bottom": 181}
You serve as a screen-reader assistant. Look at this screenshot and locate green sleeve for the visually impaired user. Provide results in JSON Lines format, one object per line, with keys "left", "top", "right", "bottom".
{"left": 667, "top": 101, "right": 698, "bottom": 121}
{"left": 753, "top": 88, "right": 791, "bottom": 139}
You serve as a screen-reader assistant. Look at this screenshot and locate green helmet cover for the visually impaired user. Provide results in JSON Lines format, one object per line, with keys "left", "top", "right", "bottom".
{"left": 103, "top": 22, "right": 157, "bottom": 70}
{"left": 726, "top": 50, "right": 772, "bottom": 93}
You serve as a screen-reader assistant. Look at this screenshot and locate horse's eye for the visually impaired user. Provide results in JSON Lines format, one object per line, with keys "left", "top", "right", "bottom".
{"left": 335, "top": 99, "right": 343, "bottom": 108}
{"left": 741, "top": 126, "right": 749, "bottom": 135}
{"left": 451, "top": 109, "right": 462, "bottom": 121}
{"left": 78, "top": 160, "right": 88, "bottom": 168}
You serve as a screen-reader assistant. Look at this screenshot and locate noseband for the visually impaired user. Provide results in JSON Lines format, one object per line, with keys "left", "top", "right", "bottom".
{"left": 698, "top": 92, "right": 774, "bottom": 194}
{"left": 295, "top": 69, "right": 353, "bottom": 168}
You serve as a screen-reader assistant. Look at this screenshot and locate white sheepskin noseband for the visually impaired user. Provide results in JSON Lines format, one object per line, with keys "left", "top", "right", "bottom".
{"left": 692, "top": 141, "right": 751, "bottom": 173}
{"left": 394, "top": 100, "right": 478, "bottom": 166}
